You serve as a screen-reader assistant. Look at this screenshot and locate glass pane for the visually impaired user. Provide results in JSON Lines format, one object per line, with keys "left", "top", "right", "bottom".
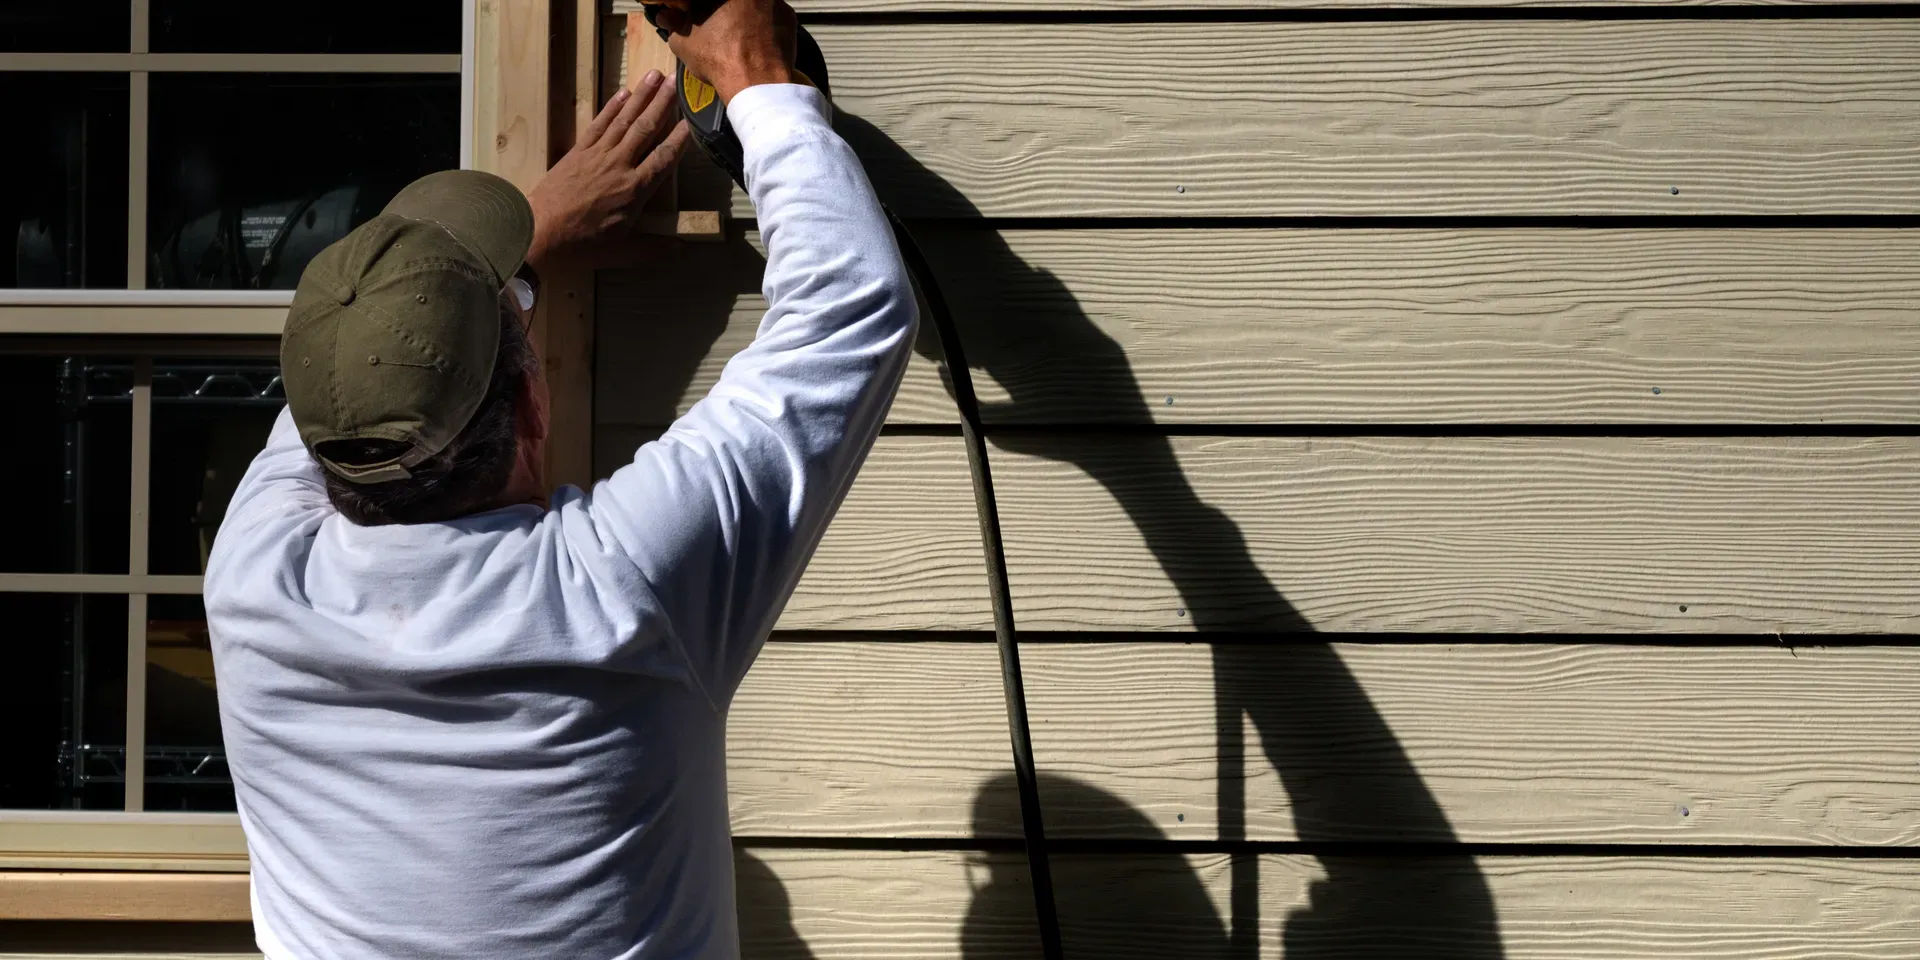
{"left": 1, "top": 74, "right": 131, "bottom": 289}
{"left": 150, "top": 360, "right": 284, "bottom": 576}
{"left": 153, "top": 0, "right": 459, "bottom": 53}
{"left": 0, "top": 593, "right": 129, "bottom": 811}
{"left": 145, "top": 594, "right": 233, "bottom": 812}
{"left": 0, "top": 356, "right": 132, "bottom": 575}
{"left": 147, "top": 73, "right": 459, "bottom": 290}
{"left": 0, "top": 5, "right": 131, "bottom": 53}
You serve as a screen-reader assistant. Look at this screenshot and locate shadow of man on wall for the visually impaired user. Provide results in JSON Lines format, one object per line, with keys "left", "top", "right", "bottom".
{"left": 833, "top": 111, "right": 1505, "bottom": 959}
{"left": 616, "top": 106, "right": 1504, "bottom": 958}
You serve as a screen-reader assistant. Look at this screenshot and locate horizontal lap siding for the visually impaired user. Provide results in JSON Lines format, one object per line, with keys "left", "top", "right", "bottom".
{"left": 600, "top": 228, "right": 1920, "bottom": 425}
{"left": 746, "top": 851, "right": 1920, "bottom": 959}
{"left": 611, "top": 21, "right": 1920, "bottom": 219}
{"left": 735, "top": 21, "right": 1920, "bottom": 218}
{"left": 992, "top": 435, "right": 1920, "bottom": 633}
{"left": 614, "top": 1, "right": 1920, "bottom": 11}
{"left": 726, "top": 642, "right": 1920, "bottom": 845}
{"left": 1022, "top": 642, "right": 1920, "bottom": 845}
{"left": 591, "top": 433, "right": 1920, "bottom": 634}
{"left": 588, "top": 5, "right": 1920, "bottom": 960}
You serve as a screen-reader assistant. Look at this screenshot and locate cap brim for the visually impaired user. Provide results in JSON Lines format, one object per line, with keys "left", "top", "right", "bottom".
{"left": 382, "top": 169, "right": 534, "bottom": 285}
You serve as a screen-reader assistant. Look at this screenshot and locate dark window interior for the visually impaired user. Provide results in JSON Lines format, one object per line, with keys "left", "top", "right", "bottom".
{"left": 0, "top": 593, "right": 129, "bottom": 811}
{"left": 0, "top": 6, "right": 131, "bottom": 53}
{"left": 147, "top": 73, "right": 460, "bottom": 290}
{"left": 0, "top": 356, "right": 132, "bottom": 575}
{"left": 1, "top": 356, "right": 281, "bottom": 811}
{"left": 149, "top": 361, "right": 284, "bottom": 576}
{"left": 0, "top": 74, "right": 130, "bottom": 289}
{"left": 152, "top": 0, "right": 460, "bottom": 54}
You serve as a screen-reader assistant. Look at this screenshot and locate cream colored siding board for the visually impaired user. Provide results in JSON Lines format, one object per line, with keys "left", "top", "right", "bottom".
{"left": 640, "top": 20, "right": 1920, "bottom": 218}
{"left": 599, "top": 228, "right": 1920, "bottom": 425}
{"left": 740, "top": 848, "right": 1035, "bottom": 959}
{"left": 1050, "top": 855, "right": 1920, "bottom": 960}
{"left": 614, "top": 1, "right": 1915, "bottom": 11}
{"left": 743, "top": 851, "right": 1920, "bottom": 959}
{"left": 1023, "top": 642, "right": 1920, "bottom": 844}
{"left": 590, "top": 432, "right": 993, "bottom": 630}
{"left": 992, "top": 436, "right": 1920, "bottom": 633}
{"left": 729, "top": 642, "right": 1016, "bottom": 838}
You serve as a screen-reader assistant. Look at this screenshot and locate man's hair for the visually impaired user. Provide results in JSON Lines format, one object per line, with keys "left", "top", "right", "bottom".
{"left": 316, "top": 296, "right": 534, "bottom": 525}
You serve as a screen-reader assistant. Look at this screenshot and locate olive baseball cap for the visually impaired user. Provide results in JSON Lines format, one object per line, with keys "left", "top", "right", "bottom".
{"left": 281, "top": 170, "right": 534, "bottom": 484}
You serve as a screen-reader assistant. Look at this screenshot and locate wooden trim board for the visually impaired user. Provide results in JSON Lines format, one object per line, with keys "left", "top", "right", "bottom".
{"left": 0, "top": 874, "right": 249, "bottom": 923}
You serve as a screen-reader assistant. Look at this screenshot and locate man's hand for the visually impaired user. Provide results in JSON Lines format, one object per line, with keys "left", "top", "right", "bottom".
{"left": 652, "top": 0, "right": 798, "bottom": 105}
{"left": 525, "top": 71, "right": 691, "bottom": 271}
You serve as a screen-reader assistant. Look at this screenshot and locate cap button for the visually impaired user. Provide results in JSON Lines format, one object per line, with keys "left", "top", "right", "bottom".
{"left": 334, "top": 284, "right": 356, "bottom": 306}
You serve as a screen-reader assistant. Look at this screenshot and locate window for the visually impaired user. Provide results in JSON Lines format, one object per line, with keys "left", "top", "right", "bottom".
{"left": 0, "top": 2, "right": 471, "bottom": 863}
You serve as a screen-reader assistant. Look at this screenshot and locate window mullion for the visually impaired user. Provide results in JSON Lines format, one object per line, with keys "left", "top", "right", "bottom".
{"left": 123, "top": 358, "right": 151, "bottom": 813}
{"left": 127, "top": 0, "right": 149, "bottom": 291}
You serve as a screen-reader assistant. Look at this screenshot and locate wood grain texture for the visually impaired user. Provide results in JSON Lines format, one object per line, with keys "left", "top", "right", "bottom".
{"left": 992, "top": 436, "right": 1920, "bottom": 633}
{"left": 745, "top": 850, "right": 1920, "bottom": 958}
{"left": 1022, "top": 642, "right": 1920, "bottom": 844}
{"left": 599, "top": 228, "right": 1920, "bottom": 425}
{"left": 0, "top": 874, "right": 248, "bottom": 922}
{"left": 591, "top": 430, "right": 993, "bottom": 630}
{"left": 739, "top": 849, "right": 1033, "bottom": 960}
{"left": 0, "top": 922, "right": 258, "bottom": 959}
{"left": 471, "top": 0, "right": 549, "bottom": 194}
{"left": 595, "top": 230, "right": 956, "bottom": 425}
{"left": 613, "top": 20, "right": 1920, "bottom": 217}
{"left": 730, "top": 642, "right": 1016, "bottom": 837}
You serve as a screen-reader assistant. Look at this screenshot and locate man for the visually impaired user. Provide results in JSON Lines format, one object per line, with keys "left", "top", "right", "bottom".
{"left": 203, "top": 3, "right": 916, "bottom": 957}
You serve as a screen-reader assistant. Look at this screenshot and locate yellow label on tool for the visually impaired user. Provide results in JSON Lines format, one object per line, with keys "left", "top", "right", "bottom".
{"left": 683, "top": 74, "right": 716, "bottom": 113}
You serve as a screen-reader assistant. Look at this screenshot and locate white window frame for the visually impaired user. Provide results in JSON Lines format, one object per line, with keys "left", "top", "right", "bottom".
{"left": 0, "top": 0, "right": 480, "bottom": 874}
{"left": 0, "top": 0, "right": 473, "bottom": 337}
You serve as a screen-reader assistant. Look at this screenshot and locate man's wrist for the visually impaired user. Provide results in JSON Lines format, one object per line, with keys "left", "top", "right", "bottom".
{"left": 713, "top": 64, "right": 797, "bottom": 105}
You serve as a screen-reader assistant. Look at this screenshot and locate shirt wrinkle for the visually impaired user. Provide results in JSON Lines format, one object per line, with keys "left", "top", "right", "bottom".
{"left": 205, "top": 83, "right": 914, "bottom": 960}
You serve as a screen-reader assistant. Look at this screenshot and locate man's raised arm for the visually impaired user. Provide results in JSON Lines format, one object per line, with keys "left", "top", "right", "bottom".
{"left": 589, "top": 2, "right": 918, "bottom": 704}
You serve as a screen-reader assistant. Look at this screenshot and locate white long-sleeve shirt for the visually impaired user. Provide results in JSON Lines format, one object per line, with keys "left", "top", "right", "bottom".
{"left": 204, "top": 84, "right": 917, "bottom": 960}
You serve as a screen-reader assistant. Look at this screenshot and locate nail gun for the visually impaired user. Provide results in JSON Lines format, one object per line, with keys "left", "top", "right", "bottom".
{"left": 638, "top": 1, "right": 832, "bottom": 190}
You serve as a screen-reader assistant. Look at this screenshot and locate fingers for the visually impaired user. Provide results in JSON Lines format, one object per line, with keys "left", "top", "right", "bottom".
{"left": 617, "top": 73, "right": 682, "bottom": 163}
{"left": 603, "top": 69, "right": 663, "bottom": 148}
{"left": 578, "top": 86, "right": 632, "bottom": 148}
